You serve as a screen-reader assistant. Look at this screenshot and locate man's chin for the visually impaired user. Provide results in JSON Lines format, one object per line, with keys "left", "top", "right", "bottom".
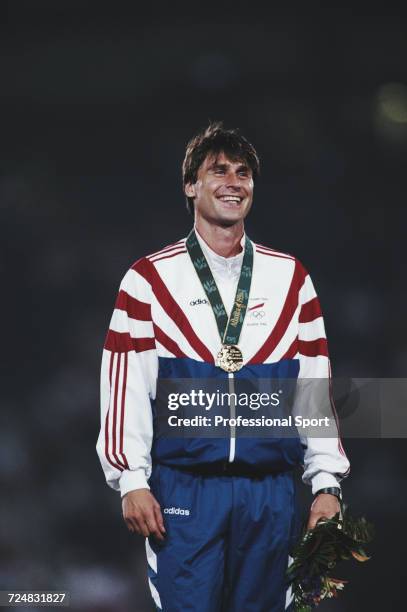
{"left": 213, "top": 215, "right": 244, "bottom": 228}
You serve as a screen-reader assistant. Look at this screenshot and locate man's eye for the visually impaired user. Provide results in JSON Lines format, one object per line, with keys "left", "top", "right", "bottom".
{"left": 215, "top": 169, "right": 225, "bottom": 175}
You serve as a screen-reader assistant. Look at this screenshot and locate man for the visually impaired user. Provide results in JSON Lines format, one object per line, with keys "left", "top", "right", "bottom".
{"left": 97, "top": 123, "right": 350, "bottom": 611}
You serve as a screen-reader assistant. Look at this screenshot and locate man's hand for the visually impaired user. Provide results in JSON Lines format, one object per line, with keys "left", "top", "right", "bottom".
{"left": 307, "top": 493, "right": 340, "bottom": 530}
{"left": 122, "top": 489, "right": 166, "bottom": 541}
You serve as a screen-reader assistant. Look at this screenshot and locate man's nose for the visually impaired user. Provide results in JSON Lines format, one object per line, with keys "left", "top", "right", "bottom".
{"left": 226, "top": 173, "right": 242, "bottom": 190}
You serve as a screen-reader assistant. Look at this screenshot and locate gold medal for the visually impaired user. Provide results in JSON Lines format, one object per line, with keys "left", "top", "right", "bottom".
{"left": 186, "top": 230, "right": 253, "bottom": 373}
{"left": 216, "top": 345, "right": 244, "bottom": 373}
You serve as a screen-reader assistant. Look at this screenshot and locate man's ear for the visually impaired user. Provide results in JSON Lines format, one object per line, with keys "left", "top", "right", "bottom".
{"left": 184, "top": 182, "right": 196, "bottom": 198}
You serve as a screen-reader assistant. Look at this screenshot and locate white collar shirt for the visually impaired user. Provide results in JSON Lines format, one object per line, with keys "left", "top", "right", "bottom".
{"left": 194, "top": 228, "right": 245, "bottom": 316}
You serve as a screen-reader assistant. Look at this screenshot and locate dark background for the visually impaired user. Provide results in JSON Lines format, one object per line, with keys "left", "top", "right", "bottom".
{"left": 1, "top": 2, "right": 406, "bottom": 610}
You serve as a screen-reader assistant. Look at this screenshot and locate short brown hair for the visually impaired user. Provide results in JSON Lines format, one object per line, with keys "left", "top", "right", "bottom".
{"left": 182, "top": 121, "right": 260, "bottom": 214}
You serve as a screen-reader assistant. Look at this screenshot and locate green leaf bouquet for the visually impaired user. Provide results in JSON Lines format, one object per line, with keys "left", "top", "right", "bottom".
{"left": 287, "top": 505, "right": 374, "bottom": 611}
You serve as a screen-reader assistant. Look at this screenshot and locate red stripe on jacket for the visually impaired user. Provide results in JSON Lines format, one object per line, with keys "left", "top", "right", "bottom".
{"left": 105, "top": 330, "right": 156, "bottom": 353}
{"left": 115, "top": 290, "right": 151, "bottom": 321}
{"left": 249, "top": 261, "right": 307, "bottom": 364}
{"left": 279, "top": 336, "right": 299, "bottom": 360}
{"left": 151, "top": 249, "right": 187, "bottom": 263}
{"left": 112, "top": 353, "right": 126, "bottom": 469}
{"left": 299, "top": 297, "right": 322, "bottom": 323}
{"left": 147, "top": 240, "right": 185, "bottom": 259}
{"left": 298, "top": 338, "right": 328, "bottom": 357}
{"left": 133, "top": 258, "right": 214, "bottom": 363}
{"left": 119, "top": 352, "right": 129, "bottom": 469}
{"left": 255, "top": 247, "right": 295, "bottom": 261}
{"left": 104, "top": 353, "right": 124, "bottom": 472}
{"left": 153, "top": 323, "right": 187, "bottom": 358}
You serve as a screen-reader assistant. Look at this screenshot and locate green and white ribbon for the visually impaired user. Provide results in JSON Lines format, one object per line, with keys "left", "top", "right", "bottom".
{"left": 185, "top": 229, "right": 253, "bottom": 347}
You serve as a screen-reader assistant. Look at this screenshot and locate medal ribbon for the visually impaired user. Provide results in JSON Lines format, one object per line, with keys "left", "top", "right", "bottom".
{"left": 185, "top": 229, "right": 253, "bottom": 346}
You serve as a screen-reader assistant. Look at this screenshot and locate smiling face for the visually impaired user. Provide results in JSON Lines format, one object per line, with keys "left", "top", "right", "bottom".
{"left": 184, "top": 151, "right": 254, "bottom": 227}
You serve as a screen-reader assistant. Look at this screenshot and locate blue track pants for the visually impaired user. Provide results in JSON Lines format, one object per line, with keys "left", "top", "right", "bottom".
{"left": 146, "top": 464, "right": 298, "bottom": 612}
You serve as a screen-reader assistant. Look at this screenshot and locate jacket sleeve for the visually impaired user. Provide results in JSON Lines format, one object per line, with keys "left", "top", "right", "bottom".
{"left": 96, "top": 262, "right": 158, "bottom": 497}
{"left": 297, "top": 265, "right": 350, "bottom": 494}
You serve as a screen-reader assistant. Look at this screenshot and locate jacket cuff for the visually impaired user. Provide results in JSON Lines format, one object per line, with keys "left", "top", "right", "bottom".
{"left": 311, "top": 472, "right": 340, "bottom": 495}
{"left": 119, "top": 469, "right": 150, "bottom": 497}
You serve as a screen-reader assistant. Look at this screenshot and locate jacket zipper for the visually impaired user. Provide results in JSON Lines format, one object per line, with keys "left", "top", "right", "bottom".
{"left": 228, "top": 372, "right": 236, "bottom": 462}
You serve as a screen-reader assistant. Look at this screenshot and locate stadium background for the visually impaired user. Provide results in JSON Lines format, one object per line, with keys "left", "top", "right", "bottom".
{"left": 1, "top": 2, "right": 406, "bottom": 610}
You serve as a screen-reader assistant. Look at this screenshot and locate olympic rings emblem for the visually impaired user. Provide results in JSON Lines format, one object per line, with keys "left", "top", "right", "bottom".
{"left": 250, "top": 310, "right": 265, "bottom": 319}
